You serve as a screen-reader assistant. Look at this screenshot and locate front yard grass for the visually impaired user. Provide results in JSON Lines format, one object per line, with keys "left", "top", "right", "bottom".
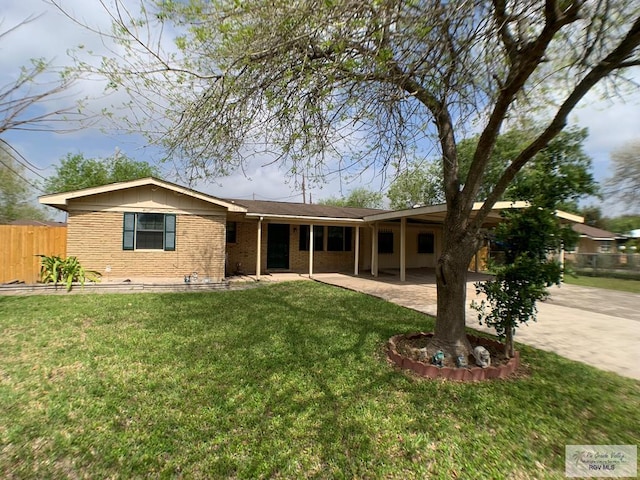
{"left": 564, "top": 274, "right": 640, "bottom": 293}
{"left": 1, "top": 281, "right": 638, "bottom": 479}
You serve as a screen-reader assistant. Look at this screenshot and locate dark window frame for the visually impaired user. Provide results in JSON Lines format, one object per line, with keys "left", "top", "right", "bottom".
{"left": 123, "top": 213, "right": 176, "bottom": 251}
{"left": 378, "top": 231, "right": 394, "bottom": 254}
{"left": 226, "top": 221, "right": 237, "bottom": 244}
{"left": 417, "top": 232, "right": 435, "bottom": 254}
{"left": 327, "top": 226, "right": 352, "bottom": 252}
{"left": 299, "top": 225, "right": 324, "bottom": 251}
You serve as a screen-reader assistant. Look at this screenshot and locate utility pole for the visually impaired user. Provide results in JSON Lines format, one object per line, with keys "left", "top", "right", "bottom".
{"left": 301, "top": 174, "right": 306, "bottom": 204}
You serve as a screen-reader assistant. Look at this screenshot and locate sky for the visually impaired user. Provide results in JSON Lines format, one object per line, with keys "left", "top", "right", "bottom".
{"left": 2, "top": 0, "right": 640, "bottom": 215}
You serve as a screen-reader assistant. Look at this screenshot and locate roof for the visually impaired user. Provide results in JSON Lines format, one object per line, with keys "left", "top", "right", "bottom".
{"left": 36, "top": 177, "right": 586, "bottom": 227}
{"left": 573, "top": 223, "right": 627, "bottom": 240}
{"left": 226, "top": 198, "right": 389, "bottom": 223}
{"left": 39, "top": 177, "right": 247, "bottom": 213}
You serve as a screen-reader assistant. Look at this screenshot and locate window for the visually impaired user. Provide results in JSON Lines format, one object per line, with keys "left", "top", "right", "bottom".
{"left": 327, "top": 226, "right": 352, "bottom": 251}
{"left": 417, "top": 232, "right": 435, "bottom": 254}
{"left": 299, "top": 225, "right": 324, "bottom": 251}
{"left": 378, "top": 230, "right": 393, "bottom": 254}
{"left": 226, "top": 221, "right": 237, "bottom": 243}
{"left": 599, "top": 241, "right": 612, "bottom": 253}
{"left": 123, "top": 213, "right": 176, "bottom": 251}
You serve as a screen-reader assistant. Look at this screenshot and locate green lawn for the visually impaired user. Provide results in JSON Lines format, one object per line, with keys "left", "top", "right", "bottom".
{"left": 564, "top": 274, "right": 640, "bottom": 293}
{"left": 1, "top": 282, "right": 638, "bottom": 479}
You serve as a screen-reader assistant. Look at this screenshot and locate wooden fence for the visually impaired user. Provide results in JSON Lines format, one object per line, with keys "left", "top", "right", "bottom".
{"left": 0, "top": 225, "right": 67, "bottom": 284}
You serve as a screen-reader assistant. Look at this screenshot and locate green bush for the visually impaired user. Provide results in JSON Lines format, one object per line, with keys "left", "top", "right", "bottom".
{"left": 38, "top": 255, "right": 101, "bottom": 291}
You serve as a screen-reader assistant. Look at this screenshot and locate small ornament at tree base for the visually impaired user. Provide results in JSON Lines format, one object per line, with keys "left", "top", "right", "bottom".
{"left": 456, "top": 355, "right": 468, "bottom": 368}
{"left": 473, "top": 346, "right": 491, "bottom": 368}
{"left": 431, "top": 350, "right": 445, "bottom": 367}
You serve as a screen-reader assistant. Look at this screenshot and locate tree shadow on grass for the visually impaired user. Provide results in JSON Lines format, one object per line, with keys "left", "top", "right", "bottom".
{"left": 135, "top": 281, "right": 435, "bottom": 476}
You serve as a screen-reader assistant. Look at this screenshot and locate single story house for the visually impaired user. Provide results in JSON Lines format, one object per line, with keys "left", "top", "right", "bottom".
{"left": 39, "top": 177, "right": 583, "bottom": 283}
{"left": 570, "top": 223, "right": 627, "bottom": 254}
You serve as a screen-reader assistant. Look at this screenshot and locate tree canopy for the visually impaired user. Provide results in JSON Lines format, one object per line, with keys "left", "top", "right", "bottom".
{"left": 0, "top": 145, "right": 49, "bottom": 223}
{"left": 319, "top": 187, "right": 384, "bottom": 209}
{"left": 387, "top": 162, "right": 444, "bottom": 209}
{"left": 44, "top": 153, "right": 161, "bottom": 193}
{"left": 65, "top": 0, "right": 640, "bottom": 358}
{"left": 387, "top": 126, "right": 597, "bottom": 211}
{"left": 605, "top": 139, "right": 640, "bottom": 212}
{"left": 461, "top": 126, "right": 598, "bottom": 211}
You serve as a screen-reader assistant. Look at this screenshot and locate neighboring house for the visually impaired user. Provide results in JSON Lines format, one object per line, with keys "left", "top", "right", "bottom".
{"left": 39, "top": 177, "right": 583, "bottom": 283}
{"left": 571, "top": 223, "right": 627, "bottom": 254}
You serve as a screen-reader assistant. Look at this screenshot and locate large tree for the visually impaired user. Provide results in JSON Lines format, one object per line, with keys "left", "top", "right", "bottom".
{"left": 44, "top": 153, "right": 161, "bottom": 193}
{"left": 67, "top": 0, "right": 640, "bottom": 357}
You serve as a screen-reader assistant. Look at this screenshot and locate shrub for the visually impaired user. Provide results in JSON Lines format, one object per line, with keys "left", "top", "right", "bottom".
{"left": 38, "top": 255, "right": 101, "bottom": 291}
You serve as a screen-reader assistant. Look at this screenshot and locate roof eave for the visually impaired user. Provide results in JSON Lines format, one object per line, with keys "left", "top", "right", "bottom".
{"left": 38, "top": 177, "right": 247, "bottom": 212}
{"left": 244, "top": 212, "right": 367, "bottom": 224}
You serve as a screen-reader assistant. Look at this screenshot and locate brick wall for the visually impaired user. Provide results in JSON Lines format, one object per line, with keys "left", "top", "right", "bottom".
{"left": 226, "top": 220, "right": 261, "bottom": 275}
{"left": 68, "top": 211, "right": 226, "bottom": 281}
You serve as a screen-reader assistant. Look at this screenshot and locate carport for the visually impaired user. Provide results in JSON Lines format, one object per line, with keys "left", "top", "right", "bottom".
{"left": 361, "top": 201, "right": 583, "bottom": 281}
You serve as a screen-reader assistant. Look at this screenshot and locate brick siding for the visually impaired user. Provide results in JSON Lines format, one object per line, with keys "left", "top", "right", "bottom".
{"left": 68, "top": 210, "right": 226, "bottom": 281}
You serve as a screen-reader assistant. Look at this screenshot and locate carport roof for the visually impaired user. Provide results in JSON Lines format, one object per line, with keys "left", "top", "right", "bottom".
{"left": 363, "top": 201, "right": 584, "bottom": 225}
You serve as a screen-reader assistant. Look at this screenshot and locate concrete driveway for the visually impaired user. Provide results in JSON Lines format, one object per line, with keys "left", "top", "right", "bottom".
{"left": 313, "top": 270, "right": 640, "bottom": 380}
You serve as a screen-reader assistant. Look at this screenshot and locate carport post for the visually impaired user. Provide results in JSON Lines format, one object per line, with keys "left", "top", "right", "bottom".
{"left": 400, "top": 217, "right": 406, "bottom": 282}
{"left": 371, "top": 223, "right": 378, "bottom": 277}
{"left": 309, "top": 224, "right": 314, "bottom": 278}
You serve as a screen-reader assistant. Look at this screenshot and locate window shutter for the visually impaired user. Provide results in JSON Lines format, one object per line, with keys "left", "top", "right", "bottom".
{"left": 164, "top": 214, "right": 176, "bottom": 251}
{"left": 123, "top": 213, "right": 135, "bottom": 250}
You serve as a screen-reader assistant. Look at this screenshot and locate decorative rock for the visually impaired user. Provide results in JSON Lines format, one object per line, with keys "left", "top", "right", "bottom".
{"left": 387, "top": 332, "right": 519, "bottom": 382}
{"left": 456, "top": 355, "right": 468, "bottom": 368}
{"left": 431, "top": 350, "right": 445, "bottom": 367}
{"left": 473, "top": 346, "right": 491, "bottom": 368}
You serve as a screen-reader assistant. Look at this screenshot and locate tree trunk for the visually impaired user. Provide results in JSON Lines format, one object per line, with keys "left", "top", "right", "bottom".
{"left": 431, "top": 215, "right": 477, "bottom": 359}
{"left": 505, "top": 323, "right": 514, "bottom": 359}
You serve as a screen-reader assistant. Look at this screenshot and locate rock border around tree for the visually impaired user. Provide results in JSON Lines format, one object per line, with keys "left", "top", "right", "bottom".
{"left": 387, "top": 332, "right": 519, "bottom": 382}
